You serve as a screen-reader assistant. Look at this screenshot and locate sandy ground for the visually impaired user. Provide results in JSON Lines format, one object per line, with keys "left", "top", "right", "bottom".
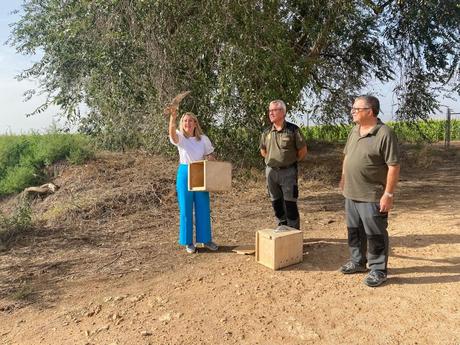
{"left": 0, "top": 143, "right": 459, "bottom": 345}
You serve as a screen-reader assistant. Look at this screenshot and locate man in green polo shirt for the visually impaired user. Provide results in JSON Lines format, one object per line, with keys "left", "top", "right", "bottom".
{"left": 339, "top": 95, "right": 400, "bottom": 287}
{"left": 260, "top": 100, "right": 308, "bottom": 229}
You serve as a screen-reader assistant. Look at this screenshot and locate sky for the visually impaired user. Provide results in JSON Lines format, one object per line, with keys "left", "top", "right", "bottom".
{"left": 0, "top": 2, "right": 63, "bottom": 133}
{"left": 0, "top": 1, "right": 459, "bottom": 134}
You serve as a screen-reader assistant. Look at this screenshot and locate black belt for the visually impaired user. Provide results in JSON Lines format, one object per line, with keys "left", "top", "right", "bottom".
{"left": 268, "top": 163, "right": 297, "bottom": 170}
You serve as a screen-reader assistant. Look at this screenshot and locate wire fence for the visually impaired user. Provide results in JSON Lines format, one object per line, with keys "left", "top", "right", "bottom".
{"left": 444, "top": 107, "right": 460, "bottom": 148}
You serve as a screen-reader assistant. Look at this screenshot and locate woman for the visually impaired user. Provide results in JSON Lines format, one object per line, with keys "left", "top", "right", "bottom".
{"left": 169, "top": 108, "right": 219, "bottom": 254}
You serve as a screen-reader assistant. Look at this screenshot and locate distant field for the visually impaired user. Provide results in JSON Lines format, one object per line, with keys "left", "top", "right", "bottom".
{"left": 0, "top": 133, "right": 93, "bottom": 195}
{"left": 302, "top": 119, "right": 460, "bottom": 143}
{"left": 1, "top": 120, "right": 458, "bottom": 195}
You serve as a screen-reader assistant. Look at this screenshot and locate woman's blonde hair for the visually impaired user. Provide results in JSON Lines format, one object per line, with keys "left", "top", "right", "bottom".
{"left": 179, "top": 112, "right": 203, "bottom": 140}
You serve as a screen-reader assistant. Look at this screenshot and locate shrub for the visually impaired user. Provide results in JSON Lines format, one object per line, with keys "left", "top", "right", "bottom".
{"left": 0, "top": 199, "right": 32, "bottom": 244}
{"left": 0, "top": 133, "right": 94, "bottom": 195}
{"left": 0, "top": 165, "right": 40, "bottom": 195}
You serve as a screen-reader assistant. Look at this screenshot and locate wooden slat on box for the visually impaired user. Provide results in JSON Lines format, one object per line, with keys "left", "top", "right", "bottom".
{"left": 256, "top": 228, "right": 303, "bottom": 270}
{"left": 188, "top": 160, "right": 232, "bottom": 192}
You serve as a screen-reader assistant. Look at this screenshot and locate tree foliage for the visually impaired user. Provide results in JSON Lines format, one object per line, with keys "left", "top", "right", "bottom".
{"left": 9, "top": 0, "right": 460, "bottom": 163}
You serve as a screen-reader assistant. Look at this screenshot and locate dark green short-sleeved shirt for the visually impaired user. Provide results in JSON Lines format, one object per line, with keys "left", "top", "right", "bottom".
{"left": 343, "top": 119, "right": 400, "bottom": 202}
{"left": 260, "top": 121, "right": 307, "bottom": 168}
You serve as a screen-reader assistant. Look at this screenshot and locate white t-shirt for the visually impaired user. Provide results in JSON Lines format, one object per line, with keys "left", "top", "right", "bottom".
{"left": 170, "top": 130, "right": 214, "bottom": 164}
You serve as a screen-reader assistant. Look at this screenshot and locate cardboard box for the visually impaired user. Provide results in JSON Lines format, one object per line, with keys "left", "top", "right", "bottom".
{"left": 188, "top": 160, "right": 232, "bottom": 192}
{"left": 256, "top": 228, "right": 303, "bottom": 270}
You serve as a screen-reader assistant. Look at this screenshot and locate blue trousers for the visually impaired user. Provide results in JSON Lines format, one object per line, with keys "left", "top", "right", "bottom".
{"left": 176, "top": 164, "right": 212, "bottom": 245}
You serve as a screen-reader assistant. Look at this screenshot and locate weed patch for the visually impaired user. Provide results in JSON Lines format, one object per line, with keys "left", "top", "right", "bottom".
{"left": 0, "top": 199, "right": 32, "bottom": 245}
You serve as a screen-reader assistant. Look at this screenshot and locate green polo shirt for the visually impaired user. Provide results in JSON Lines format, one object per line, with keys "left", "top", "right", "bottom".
{"left": 260, "top": 121, "right": 307, "bottom": 168}
{"left": 343, "top": 119, "right": 400, "bottom": 202}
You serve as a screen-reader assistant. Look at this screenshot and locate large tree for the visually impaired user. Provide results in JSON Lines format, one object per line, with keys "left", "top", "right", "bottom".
{"left": 10, "top": 0, "right": 460, "bottom": 162}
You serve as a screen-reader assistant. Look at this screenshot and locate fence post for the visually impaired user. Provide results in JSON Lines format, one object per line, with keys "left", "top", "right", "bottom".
{"left": 445, "top": 107, "right": 451, "bottom": 149}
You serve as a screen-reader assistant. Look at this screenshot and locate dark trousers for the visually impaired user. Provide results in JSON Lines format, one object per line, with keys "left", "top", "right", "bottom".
{"left": 345, "top": 199, "right": 389, "bottom": 272}
{"left": 266, "top": 165, "right": 300, "bottom": 229}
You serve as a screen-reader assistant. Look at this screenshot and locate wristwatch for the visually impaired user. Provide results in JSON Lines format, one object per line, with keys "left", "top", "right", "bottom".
{"left": 384, "top": 192, "right": 394, "bottom": 198}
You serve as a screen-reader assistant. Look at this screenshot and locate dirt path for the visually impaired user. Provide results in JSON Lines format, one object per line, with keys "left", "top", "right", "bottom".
{"left": 1, "top": 144, "right": 459, "bottom": 345}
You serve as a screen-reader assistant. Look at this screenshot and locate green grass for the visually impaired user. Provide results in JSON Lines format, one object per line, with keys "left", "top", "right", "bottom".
{"left": 0, "top": 133, "right": 94, "bottom": 195}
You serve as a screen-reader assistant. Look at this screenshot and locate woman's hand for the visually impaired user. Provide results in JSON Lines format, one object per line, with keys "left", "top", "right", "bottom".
{"left": 206, "top": 153, "right": 216, "bottom": 161}
{"left": 168, "top": 105, "right": 177, "bottom": 119}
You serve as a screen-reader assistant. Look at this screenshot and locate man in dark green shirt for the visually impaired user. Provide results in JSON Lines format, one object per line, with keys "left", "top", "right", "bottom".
{"left": 339, "top": 95, "right": 400, "bottom": 287}
{"left": 260, "top": 100, "right": 307, "bottom": 229}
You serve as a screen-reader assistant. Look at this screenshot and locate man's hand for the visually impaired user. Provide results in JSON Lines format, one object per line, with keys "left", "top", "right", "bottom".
{"left": 340, "top": 156, "right": 346, "bottom": 192}
{"left": 339, "top": 175, "right": 345, "bottom": 191}
{"left": 297, "top": 146, "right": 307, "bottom": 161}
{"left": 379, "top": 193, "right": 393, "bottom": 213}
{"left": 380, "top": 164, "right": 400, "bottom": 213}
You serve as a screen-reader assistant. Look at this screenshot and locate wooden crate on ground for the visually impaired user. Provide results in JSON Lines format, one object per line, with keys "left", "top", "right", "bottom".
{"left": 256, "top": 228, "right": 303, "bottom": 270}
{"left": 188, "top": 160, "right": 232, "bottom": 192}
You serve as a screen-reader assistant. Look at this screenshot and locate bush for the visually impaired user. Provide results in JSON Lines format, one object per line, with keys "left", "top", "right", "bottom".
{"left": 0, "top": 133, "right": 94, "bottom": 195}
{"left": 0, "top": 165, "right": 40, "bottom": 195}
{"left": 208, "top": 126, "right": 263, "bottom": 168}
{"left": 0, "top": 200, "right": 32, "bottom": 244}
{"left": 67, "top": 146, "right": 93, "bottom": 165}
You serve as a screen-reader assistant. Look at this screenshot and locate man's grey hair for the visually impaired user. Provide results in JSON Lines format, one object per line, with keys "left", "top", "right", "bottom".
{"left": 356, "top": 95, "right": 380, "bottom": 117}
{"left": 270, "top": 100, "right": 287, "bottom": 114}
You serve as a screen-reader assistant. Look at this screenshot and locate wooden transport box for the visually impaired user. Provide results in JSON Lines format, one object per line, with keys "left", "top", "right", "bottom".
{"left": 188, "top": 160, "right": 232, "bottom": 192}
{"left": 256, "top": 228, "right": 303, "bottom": 270}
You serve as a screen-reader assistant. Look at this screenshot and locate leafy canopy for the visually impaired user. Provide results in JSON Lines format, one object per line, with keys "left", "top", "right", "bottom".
{"left": 9, "top": 0, "right": 460, "bottom": 162}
